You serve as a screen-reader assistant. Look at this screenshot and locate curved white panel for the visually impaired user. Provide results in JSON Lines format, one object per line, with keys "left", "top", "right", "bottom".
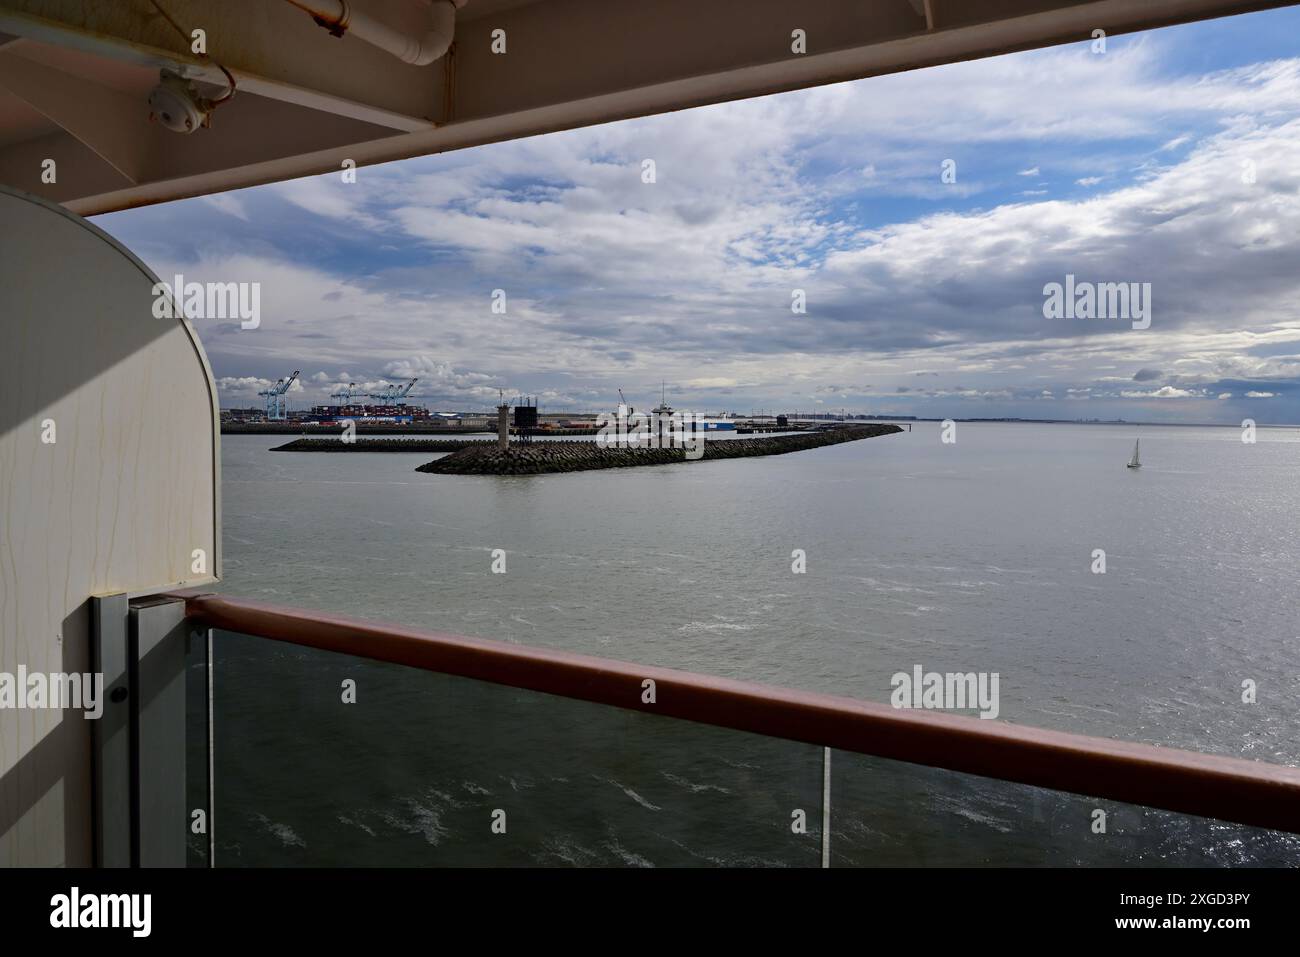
{"left": 0, "top": 184, "right": 220, "bottom": 866}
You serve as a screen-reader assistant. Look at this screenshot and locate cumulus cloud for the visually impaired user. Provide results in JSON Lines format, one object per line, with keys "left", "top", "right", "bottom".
{"left": 216, "top": 376, "right": 274, "bottom": 397}
{"left": 1121, "top": 386, "right": 1200, "bottom": 398}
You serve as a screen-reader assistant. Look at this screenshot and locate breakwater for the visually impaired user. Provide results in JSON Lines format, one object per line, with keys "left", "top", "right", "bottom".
{"left": 271, "top": 438, "right": 487, "bottom": 453}
{"left": 415, "top": 424, "right": 902, "bottom": 475}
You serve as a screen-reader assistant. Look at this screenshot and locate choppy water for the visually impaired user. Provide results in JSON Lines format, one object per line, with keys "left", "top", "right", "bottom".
{"left": 202, "top": 422, "right": 1300, "bottom": 866}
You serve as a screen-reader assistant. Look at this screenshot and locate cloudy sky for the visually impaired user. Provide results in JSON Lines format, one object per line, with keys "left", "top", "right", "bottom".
{"left": 98, "top": 7, "right": 1300, "bottom": 423}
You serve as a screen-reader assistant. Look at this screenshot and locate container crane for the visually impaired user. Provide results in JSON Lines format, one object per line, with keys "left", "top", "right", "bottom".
{"left": 367, "top": 378, "right": 419, "bottom": 404}
{"left": 258, "top": 370, "right": 299, "bottom": 420}
{"left": 330, "top": 382, "right": 363, "bottom": 404}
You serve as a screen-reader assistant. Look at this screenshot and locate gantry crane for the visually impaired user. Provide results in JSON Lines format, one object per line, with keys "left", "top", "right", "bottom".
{"left": 330, "top": 382, "right": 364, "bottom": 404}
{"left": 367, "top": 378, "right": 419, "bottom": 404}
{"left": 258, "top": 370, "right": 299, "bottom": 420}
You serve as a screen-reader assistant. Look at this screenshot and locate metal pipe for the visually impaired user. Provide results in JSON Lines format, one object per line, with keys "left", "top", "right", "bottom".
{"left": 286, "top": 0, "right": 459, "bottom": 66}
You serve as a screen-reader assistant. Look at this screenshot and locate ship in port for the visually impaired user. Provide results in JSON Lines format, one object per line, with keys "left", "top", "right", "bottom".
{"left": 302, "top": 402, "right": 437, "bottom": 426}
{"left": 644, "top": 383, "right": 738, "bottom": 431}
{"left": 692, "top": 414, "right": 738, "bottom": 431}
{"left": 299, "top": 378, "right": 468, "bottom": 425}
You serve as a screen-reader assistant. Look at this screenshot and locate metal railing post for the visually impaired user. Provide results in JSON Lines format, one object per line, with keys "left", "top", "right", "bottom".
{"left": 205, "top": 625, "right": 215, "bottom": 867}
{"left": 91, "top": 594, "right": 131, "bottom": 867}
{"left": 129, "top": 595, "right": 189, "bottom": 867}
{"left": 821, "top": 747, "right": 831, "bottom": 868}
{"left": 93, "top": 594, "right": 192, "bottom": 866}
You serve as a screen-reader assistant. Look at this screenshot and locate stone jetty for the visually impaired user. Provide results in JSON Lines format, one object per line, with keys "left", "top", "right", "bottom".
{"left": 415, "top": 424, "right": 902, "bottom": 475}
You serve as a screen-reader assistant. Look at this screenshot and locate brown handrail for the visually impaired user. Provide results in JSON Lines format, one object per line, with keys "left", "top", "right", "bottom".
{"left": 179, "top": 592, "right": 1300, "bottom": 835}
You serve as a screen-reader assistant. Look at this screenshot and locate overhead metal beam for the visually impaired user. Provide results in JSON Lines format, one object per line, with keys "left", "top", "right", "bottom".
{"left": 0, "top": 1, "right": 441, "bottom": 131}
{"left": 0, "top": 49, "right": 155, "bottom": 182}
{"left": 0, "top": 127, "right": 133, "bottom": 202}
{"left": 906, "top": 0, "right": 937, "bottom": 31}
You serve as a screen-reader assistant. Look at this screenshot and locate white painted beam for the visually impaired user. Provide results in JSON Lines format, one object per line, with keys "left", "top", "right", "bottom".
{"left": 0, "top": 50, "right": 155, "bottom": 182}
{"left": 0, "top": 128, "right": 133, "bottom": 202}
{"left": 905, "top": 0, "right": 937, "bottom": 30}
{"left": 0, "top": 2, "right": 439, "bottom": 131}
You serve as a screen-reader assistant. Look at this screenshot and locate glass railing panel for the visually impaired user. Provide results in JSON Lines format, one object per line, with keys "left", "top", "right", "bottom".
{"left": 829, "top": 751, "right": 1300, "bottom": 866}
{"left": 206, "top": 629, "right": 824, "bottom": 866}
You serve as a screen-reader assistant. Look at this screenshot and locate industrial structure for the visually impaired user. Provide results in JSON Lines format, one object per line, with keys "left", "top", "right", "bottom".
{"left": 257, "top": 368, "right": 300, "bottom": 420}
{"left": 369, "top": 377, "right": 419, "bottom": 403}
{"left": 311, "top": 376, "right": 427, "bottom": 423}
{"left": 329, "top": 381, "right": 366, "bottom": 404}
{"left": 260, "top": 373, "right": 425, "bottom": 422}
{"left": 328, "top": 377, "right": 419, "bottom": 406}
{"left": 513, "top": 395, "right": 538, "bottom": 443}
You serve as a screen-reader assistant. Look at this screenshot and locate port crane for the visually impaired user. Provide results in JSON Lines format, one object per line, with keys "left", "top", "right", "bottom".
{"left": 258, "top": 370, "right": 299, "bottom": 420}
{"left": 330, "top": 382, "right": 364, "bottom": 404}
{"left": 367, "top": 378, "right": 419, "bottom": 404}
{"left": 329, "top": 378, "right": 419, "bottom": 407}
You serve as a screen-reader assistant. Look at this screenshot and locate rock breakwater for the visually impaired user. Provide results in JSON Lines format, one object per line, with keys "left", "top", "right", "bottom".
{"left": 415, "top": 425, "right": 902, "bottom": 475}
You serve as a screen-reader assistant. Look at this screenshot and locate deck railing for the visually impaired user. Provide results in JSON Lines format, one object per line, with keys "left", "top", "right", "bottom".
{"left": 178, "top": 592, "right": 1300, "bottom": 838}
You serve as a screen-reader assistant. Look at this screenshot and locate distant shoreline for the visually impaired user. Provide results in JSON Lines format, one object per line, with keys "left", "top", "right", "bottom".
{"left": 893, "top": 418, "right": 1299, "bottom": 429}
{"left": 224, "top": 417, "right": 1299, "bottom": 435}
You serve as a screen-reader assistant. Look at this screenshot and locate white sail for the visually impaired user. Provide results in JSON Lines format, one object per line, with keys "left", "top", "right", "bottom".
{"left": 1128, "top": 439, "right": 1140, "bottom": 468}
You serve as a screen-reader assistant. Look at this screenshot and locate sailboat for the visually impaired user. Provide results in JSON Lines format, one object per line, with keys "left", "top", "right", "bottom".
{"left": 1126, "top": 439, "right": 1141, "bottom": 469}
